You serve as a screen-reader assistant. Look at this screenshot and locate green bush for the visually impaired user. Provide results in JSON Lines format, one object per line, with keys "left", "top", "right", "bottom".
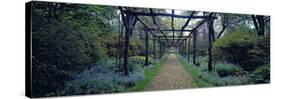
{"left": 215, "top": 62, "right": 242, "bottom": 77}
{"left": 213, "top": 27, "right": 270, "bottom": 71}
{"left": 129, "top": 56, "right": 154, "bottom": 65}
{"left": 199, "top": 72, "right": 225, "bottom": 86}
{"left": 199, "top": 71, "right": 250, "bottom": 86}
{"left": 61, "top": 58, "right": 144, "bottom": 96}
{"left": 221, "top": 75, "right": 250, "bottom": 85}
{"left": 32, "top": 18, "right": 106, "bottom": 97}
{"left": 251, "top": 66, "right": 270, "bottom": 83}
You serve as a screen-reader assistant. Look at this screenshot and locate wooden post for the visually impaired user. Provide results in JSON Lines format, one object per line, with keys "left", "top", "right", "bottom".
{"left": 162, "top": 42, "right": 164, "bottom": 58}
{"left": 153, "top": 37, "right": 156, "bottom": 60}
{"left": 180, "top": 44, "right": 182, "bottom": 55}
{"left": 193, "top": 31, "right": 197, "bottom": 65}
{"left": 187, "top": 37, "right": 191, "bottom": 62}
{"left": 124, "top": 24, "right": 130, "bottom": 75}
{"left": 159, "top": 39, "right": 162, "bottom": 59}
{"left": 184, "top": 39, "right": 187, "bottom": 58}
{"left": 145, "top": 28, "right": 149, "bottom": 66}
{"left": 120, "top": 8, "right": 137, "bottom": 76}
{"left": 118, "top": 15, "right": 124, "bottom": 73}
{"left": 208, "top": 17, "right": 214, "bottom": 72}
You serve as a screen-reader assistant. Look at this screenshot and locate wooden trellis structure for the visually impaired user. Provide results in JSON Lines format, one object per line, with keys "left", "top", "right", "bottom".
{"left": 118, "top": 7, "right": 216, "bottom": 76}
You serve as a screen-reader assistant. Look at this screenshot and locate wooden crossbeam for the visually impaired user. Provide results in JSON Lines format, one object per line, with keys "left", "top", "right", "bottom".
{"left": 154, "top": 35, "right": 189, "bottom": 38}
{"left": 182, "top": 14, "right": 213, "bottom": 41}
{"left": 160, "top": 38, "right": 187, "bottom": 40}
{"left": 177, "top": 13, "right": 214, "bottom": 46}
{"left": 175, "top": 11, "right": 195, "bottom": 45}
{"left": 136, "top": 17, "right": 155, "bottom": 36}
{"left": 147, "top": 28, "right": 192, "bottom": 32}
{"left": 127, "top": 11, "right": 214, "bottom": 19}
{"left": 149, "top": 8, "right": 169, "bottom": 43}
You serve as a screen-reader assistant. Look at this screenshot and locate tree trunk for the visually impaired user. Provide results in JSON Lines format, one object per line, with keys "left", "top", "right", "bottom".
{"left": 252, "top": 15, "right": 265, "bottom": 36}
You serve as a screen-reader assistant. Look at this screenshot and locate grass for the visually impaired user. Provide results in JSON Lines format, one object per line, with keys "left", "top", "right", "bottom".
{"left": 129, "top": 55, "right": 168, "bottom": 91}
{"left": 176, "top": 55, "right": 213, "bottom": 87}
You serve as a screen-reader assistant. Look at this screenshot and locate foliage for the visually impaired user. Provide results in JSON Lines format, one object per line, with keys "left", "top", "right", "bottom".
{"left": 129, "top": 56, "right": 154, "bottom": 65}
{"left": 30, "top": 1, "right": 270, "bottom": 97}
{"left": 215, "top": 62, "right": 242, "bottom": 77}
{"left": 199, "top": 72, "right": 225, "bottom": 86}
{"left": 178, "top": 55, "right": 251, "bottom": 87}
{"left": 31, "top": 18, "right": 106, "bottom": 97}
{"left": 213, "top": 26, "right": 270, "bottom": 71}
{"left": 221, "top": 75, "right": 250, "bottom": 85}
{"left": 61, "top": 58, "right": 144, "bottom": 96}
{"left": 250, "top": 65, "right": 270, "bottom": 83}
{"left": 31, "top": 2, "right": 119, "bottom": 97}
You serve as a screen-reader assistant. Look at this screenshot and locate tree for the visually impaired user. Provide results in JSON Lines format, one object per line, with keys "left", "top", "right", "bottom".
{"left": 215, "top": 13, "right": 251, "bottom": 39}
{"left": 251, "top": 15, "right": 269, "bottom": 36}
{"left": 31, "top": 1, "right": 119, "bottom": 96}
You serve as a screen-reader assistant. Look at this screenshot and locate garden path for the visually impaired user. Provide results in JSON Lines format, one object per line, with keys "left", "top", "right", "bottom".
{"left": 146, "top": 54, "right": 194, "bottom": 91}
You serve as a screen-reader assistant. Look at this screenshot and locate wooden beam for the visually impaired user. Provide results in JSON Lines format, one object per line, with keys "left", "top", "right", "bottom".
{"left": 184, "top": 39, "right": 187, "bottom": 57}
{"left": 145, "top": 28, "right": 149, "bottom": 66}
{"left": 149, "top": 9, "right": 169, "bottom": 42}
{"left": 207, "top": 16, "right": 214, "bottom": 72}
{"left": 154, "top": 35, "right": 189, "bottom": 38}
{"left": 160, "top": 38, "right": 187, "bottom": 40}
{"left": 184, "top": 17, "right": 210, "bottom": 40}
{"left": 192, "top": 29, "right": 197, "bottom": 65}
{"left": 119, "top": 7, "right": 138, "bottom": 76}
{"left": 147, "top": 28, "right": 192, "bottom": 32}
{"left": 187, "top": 37, "right": 191, "bottom": 62}
{"left": 153, "top": 37, "right": 156, "bottom": 60}
{"left": 171, "top": 10, "right": 175, "bottom": 46}
{"left": 136, "top": 17, "right": 171, "bottom": 43}
{"left": 175, "top": 11, "right": 195, "bottom": 45}
{"left": 127, "top": 11, "right": 214, "bottom": 19}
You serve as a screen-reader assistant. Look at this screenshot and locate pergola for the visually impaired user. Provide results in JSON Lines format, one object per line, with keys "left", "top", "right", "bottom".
{"left": 118, "top": 7, "right": 216, "bottom": 75}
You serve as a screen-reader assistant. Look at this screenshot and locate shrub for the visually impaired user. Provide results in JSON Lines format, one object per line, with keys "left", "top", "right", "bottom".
{"left": 199, "top": 71, "right": 250, "bottom": 86}
{"left": 116, "top": 71, "right": 145, "bottom": 87}
{"left": 250, "top": 65, "right": 270, "bottom": 83}
{"left": 129, "top": 56, "right": 154, "bottom": 65}
{"left": 215, "top": 62, "right": 242, "bottom": 77}
{"left": 179, "top": 55, "right": 252, "bottom": 87}
{"left": 95, "top": 58, "right": 117, "bottom": 71}
{"left": 213, "top": 27, "right": 270, "bottom": 71}
{"left": 221, "top": 75, "right": 250, "bottom": 85}
{"left": 61, "top": 71, "right": 125, "bottom": 95}
{"left": 199, "top": 72, "right": 225, "bottom": 86}
{"left": 60, "top": 58, "right": 145, "bottom": 95}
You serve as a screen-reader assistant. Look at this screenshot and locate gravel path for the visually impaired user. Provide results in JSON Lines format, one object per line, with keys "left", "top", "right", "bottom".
{"left": 146, "top": 54, "right": 194, "bottom": 91}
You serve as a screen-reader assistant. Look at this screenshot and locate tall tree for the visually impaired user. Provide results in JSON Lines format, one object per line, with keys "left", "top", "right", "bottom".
{"left": 252, "top": 15, "right": 265, "bottom": 36}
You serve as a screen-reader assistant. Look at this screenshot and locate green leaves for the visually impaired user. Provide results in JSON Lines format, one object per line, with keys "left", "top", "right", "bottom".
{"left": 31, "top": 2, "right": 119, "bottom": 96}
{"left": 213, "top": 26, "right": 269, "bottom": 71}
{"left": 251, "top": 65, "right": 270, "bottom": 83}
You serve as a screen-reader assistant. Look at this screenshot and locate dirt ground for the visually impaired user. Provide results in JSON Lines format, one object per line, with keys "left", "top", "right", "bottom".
{"left": 146, "top": 54, "right": 194, "bottom": 91}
